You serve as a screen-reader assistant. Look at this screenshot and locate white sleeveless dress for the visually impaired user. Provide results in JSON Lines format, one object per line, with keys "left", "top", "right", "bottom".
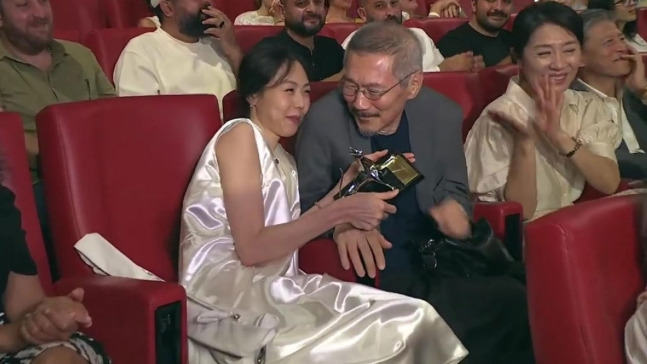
{"left": 179, "top": 118, "right": 467, "bottom": 364}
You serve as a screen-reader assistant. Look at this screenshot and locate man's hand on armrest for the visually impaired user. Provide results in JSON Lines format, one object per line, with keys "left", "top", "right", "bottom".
{"left": 333, "top": 224, "right": 391, "bottom": 279}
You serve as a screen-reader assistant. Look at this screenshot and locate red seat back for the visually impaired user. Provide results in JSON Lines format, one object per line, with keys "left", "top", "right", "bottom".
{"left": 639, "top": 8, "right": 647, "bottom": 39}
{"left": 408, "top": 18, "right": 467, "bottom": 42}
{"left": 37, "top": 95, "right": 222, "bottom": 281}
{"left": 525, "top": 195, "right": 646, "bottom": 364}
{"left": 100, "top": 0, "right": 153, "bottom": 28}
{"left": 322, "top": 23, "right": 361, "bottom": 44}
{"left": 234, "top": 25, "right": 283, "bottom": 53}
{"left": 423, "top": 72, "right": 485, "bottom": 140}
{"left": 53, "top": 30, "right": 83, "bottom": 44}
{"left": 85, "top": 28, "right": 153, "bottom": 84}
{"left": 478, "top": 64, "right": 518, "bottom": 106}
{"left": 0, "top": 113, "right": 53, "bottom": 293}
{"left": 51, "top": 0, "right": 106, "bottom": 37}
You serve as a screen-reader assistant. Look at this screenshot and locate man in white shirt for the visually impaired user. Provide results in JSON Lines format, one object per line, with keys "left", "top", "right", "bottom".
{"left": 114, "top": 0, "right": 243, "bottom": 111}
{"left": 576, "top": 10, "right": 647, "bottom": 179}
{"left": 341, "top": 0, "right": 484, "bottom": 72}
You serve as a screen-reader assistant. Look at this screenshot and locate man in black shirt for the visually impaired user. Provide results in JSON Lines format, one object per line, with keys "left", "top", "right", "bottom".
{"left": 260, "top": 0, "right": 345, "bottom": 81}
{"left": 437, "top": 0, "right": 514, "bottom": 67}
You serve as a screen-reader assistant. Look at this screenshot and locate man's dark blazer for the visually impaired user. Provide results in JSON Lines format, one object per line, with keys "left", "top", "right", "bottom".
{"left": 295, "top": 87, "right": 472, "bottom": 217}
{"left": 572, "top": 80, "right": 647, "bottom": 179}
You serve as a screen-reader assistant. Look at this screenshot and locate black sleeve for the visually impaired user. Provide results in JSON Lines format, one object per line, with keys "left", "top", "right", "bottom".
{"left": 0, "top": 185, "right": 37, "bottom": 276}
{"left": 437, "top": 31, "right": 473, "bottom": 58}
{"left": 331, "top": 41, "right": 345, "bottom": 75}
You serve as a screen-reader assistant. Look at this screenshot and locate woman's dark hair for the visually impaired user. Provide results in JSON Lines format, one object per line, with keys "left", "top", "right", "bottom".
{"left": 511, "top": 2, "right": 584, "bottom": 61}
{"left": 588, "top": 0, "right": 638, "bottom": 39}
{"left": 237, "top": 42, "right": 308, "bottom": 117}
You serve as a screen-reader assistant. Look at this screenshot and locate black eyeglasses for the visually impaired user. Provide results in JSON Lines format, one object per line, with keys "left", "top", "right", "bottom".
{"left": 339, "top": 72, "right": 416, "bottom": 101}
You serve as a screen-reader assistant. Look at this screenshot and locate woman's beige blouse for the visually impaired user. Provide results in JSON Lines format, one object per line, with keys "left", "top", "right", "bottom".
{"left": 464, "top": 78, "right": 622, "bottom": 219}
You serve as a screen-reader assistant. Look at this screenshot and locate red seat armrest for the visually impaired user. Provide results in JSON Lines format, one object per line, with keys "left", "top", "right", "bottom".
{"left": 299, "top": 238, "right": 357, "bottom": 283}
{"left": 55, "top": 276, "right": 188, "bottom": 364}
{"left": 473, "top": 201, "right": 523, "bottom": 260}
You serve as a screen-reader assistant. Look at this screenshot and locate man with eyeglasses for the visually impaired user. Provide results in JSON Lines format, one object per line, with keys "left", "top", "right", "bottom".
{"left": 573, "top": 10, "right": 647, "bottom": 179}
{"left": 257, "top": 0, "right": 345, "bottom": 81}
{"left": 296, "top": 22, "right": 534, "bottom": 364}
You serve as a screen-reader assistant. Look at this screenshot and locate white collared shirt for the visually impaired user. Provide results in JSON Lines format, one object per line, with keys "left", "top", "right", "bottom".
{"left": 464, "top": 78, "right": 621, "bottom": 219}
{"left": 578, "top": 79, "right": 644, "bottom": 154}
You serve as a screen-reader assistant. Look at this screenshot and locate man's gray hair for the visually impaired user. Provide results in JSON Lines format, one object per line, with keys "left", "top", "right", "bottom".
{"left": 580, "top": 9, "right": 616, "bottom": 42}
{"left": 345, "top": 22, "right": 423, "bottom": 81}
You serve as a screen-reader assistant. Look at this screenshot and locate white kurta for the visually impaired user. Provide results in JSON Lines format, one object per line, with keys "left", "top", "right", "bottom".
{"left": 113, "top": 28, "right": 236, "bottom": 113}
{"left": 341, "top": 27, "right": 445, "bottom": 72}
{"left": 464, "top": 78, "right": 622, "bottom": 219}
{"left": 179, "top": 118, "right": 468, "bottom": 363}
{"left": 233, "top": 10, "right": 277, "bottom": 25}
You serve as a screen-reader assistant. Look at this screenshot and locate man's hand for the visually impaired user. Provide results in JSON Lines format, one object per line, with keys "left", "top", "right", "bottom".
{"left": 621, "top": 46, "right": 647, "bottom": 97}
{"left": 438, "top": 51, "right": 475, "bottom": 72}
{"left": 333, "top": 224, "right": 392, "bottom": 278}
{"left": 429, "top": 0, "right": 462, "bottom": 17}
{"left": 430, "top": 199, "right": 471, "bottom": 239}
{"left": 19, "top": 288, "right": 91, "bottom": 345}
{"left": 202, "top": 6, "right": 243, "bottom": 73}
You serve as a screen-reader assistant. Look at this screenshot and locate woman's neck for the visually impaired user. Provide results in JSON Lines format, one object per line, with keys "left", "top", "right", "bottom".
{"left": 250, "top": 115, "right": 280, "bottom": 151}
{"left": 517, "top": 75, "right": 537, "bottom": 100}
{"left": 617, "top": 21, "right": 626, "bottom": 31}
{"left": 326, "top": 7, "right": 351, "bottom": 22}
{"left": 257, "top": 4, "right": 270, "bottom": 16}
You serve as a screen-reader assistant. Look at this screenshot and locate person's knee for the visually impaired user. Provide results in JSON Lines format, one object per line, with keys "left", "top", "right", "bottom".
{"left": 31, "top": 346, "right": 88, "bottom": 364}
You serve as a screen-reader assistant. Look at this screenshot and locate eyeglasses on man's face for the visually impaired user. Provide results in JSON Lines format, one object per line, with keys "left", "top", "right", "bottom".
{"left": 339, "top": 72, "right": 416, "bottom": 101}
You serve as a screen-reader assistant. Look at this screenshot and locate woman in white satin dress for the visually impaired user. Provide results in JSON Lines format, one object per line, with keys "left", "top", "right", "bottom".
{"left": 178, "top": 42, "right": 467, "bottom": 363}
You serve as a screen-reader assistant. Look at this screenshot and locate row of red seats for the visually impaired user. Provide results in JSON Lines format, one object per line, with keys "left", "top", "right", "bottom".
{"left": 51, "top": 0, "right": 540, "bottom": 37}
{"left": 2, "top": 85, "right": 641, "bottom": 364}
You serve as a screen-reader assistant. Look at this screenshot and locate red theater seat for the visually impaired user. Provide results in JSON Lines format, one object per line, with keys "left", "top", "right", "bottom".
{"left": 85, "top": 28, "right": 153, "bottom": 84}
{"left": 50, "top": 0, "right": 106, "bottom": 37}
{"left": 0, "top": 112, "right": 188, "bottom": 364}
{"left": 101, "top": 0, "right": 153, "bottom": 28}
{"left": 638, "top": 8, "right": 646, "bottom": 39}
{"left": 36, "top": 95, "right": 222, "bottom": 363}
{"left": 53, "top": 29, "right": 83, "bottom": 44}
{"left": 423, "top": 72, "right": 486, "bottom": 140}
{"left": 525, "top": 194, "right": 647, "bottom": 364}
{"left": 322, "top": 23, "right": 362, "bottom": 44}
{"left": 235, "top": 25, "right": 283, "bottom": 53}
{"left": 408, "top": 18, "right": 467, "bottom": 42}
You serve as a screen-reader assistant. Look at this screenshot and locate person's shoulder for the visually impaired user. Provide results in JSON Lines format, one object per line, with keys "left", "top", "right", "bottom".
{"left": 315, "top": 34, "right": 343, "bottom": 49}
{"left": 56, "top": 40, "right": 95, "bottom": 60}
{"left": 122, "top": 30, "right": 159, "bottom": 51}
{"left": 217, "top": 119, "right": 257, "bottom": 151}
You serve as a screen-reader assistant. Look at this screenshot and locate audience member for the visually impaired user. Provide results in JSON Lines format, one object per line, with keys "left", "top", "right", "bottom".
{"left": 114, "top": 0, "right": 241, "bottom": 111}
{"left": 625, "top": 198, "right": 647, "bottom": 364}
{"left": 574, "top": 10, "right": 647, "bottom": 179}
{"left": 326, "top": 0, "right": 358, "bottom": 22}
{"left": 342, "top": 0, "right": 485, "bottom": 72}
{"left": 437, "top": 0, "right": 514, "bottom": 67}
{"left": 0, "top": 184, "right": 111, "bottom": 364}
{"left": 257, "top": 0, "right": 344, "bottom": 81}
{"left": 588, "top": 0, "right": 647, "bottom": 52}
{"left": 465, "top": 2, "right": 622, "bottom": 220}
{"left": 235, "top": 0, "right": 283, "bottom": 24}
{"left": 427, "top": 0, "right": 465, "bottom": 17}
{"left": 178, "top": 41, "right": 467, "bottom": 364}
{"left": 296, "top": 22, "right": 534, "bottom": 364}
{"left": 0, "top": 0, "right": 114, "bottom": 178}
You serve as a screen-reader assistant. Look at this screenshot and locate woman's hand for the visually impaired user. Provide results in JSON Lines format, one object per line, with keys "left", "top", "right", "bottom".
{"left": 530, "top": 74, "right": 569, "bottom": 148}
{"left": 337, "top": 190, "right": 399, "bottom": 230}
{"left": 488, "top": 110, "right": 535, "bottom": 141}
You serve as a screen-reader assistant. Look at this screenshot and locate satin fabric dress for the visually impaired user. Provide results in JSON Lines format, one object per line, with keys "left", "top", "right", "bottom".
{"left": 179, "top": 118, "right": 468, "bottom": 364}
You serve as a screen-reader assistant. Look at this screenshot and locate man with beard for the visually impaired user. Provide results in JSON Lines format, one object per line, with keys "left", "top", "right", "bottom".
{"left": 437, "top": 0, "right": 514, "bottom": 67}
{"left": 573, "top": 10, "right": 647, "bottom": 179}
{"left": 341, "top": 0, "right": 484, "bottom": 72}
{"left": 114, "top": 0, "right": 242, "bottom": 112}
{"left": 257, "top": 0, "right": 344, "bottom": 81}
{"left": 0, "top": 0, "right": 114, "bottom": 178}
